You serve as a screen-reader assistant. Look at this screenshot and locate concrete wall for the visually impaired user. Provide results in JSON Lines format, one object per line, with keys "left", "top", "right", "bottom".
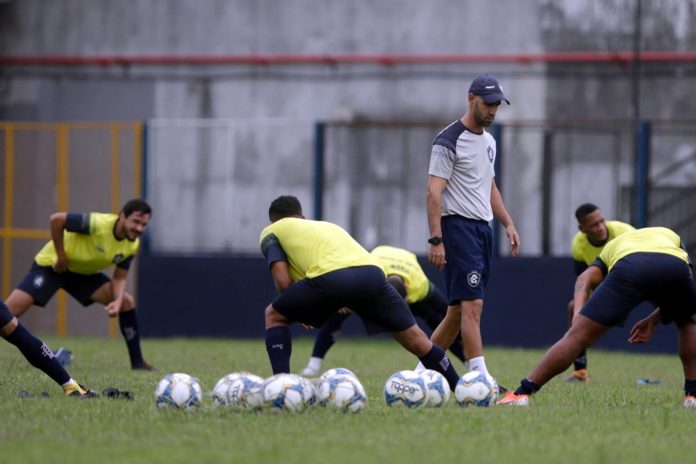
{"left": 1, "top": 0, "right": 696, "bottom": 337}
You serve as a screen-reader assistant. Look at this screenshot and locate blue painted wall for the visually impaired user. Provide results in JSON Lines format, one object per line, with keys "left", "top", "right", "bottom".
{"left": 138, "top": 255, "right": 679, "bottom": 354}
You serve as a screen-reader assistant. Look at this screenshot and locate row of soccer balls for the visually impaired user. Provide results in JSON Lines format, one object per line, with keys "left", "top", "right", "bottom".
{"left": 154, "top": 368, "right": 499, "bottom": 412}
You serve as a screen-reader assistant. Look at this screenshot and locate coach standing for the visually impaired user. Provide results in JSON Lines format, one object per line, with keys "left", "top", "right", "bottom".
{"left": 425, "top": 74, "right": 520, "bottom": 380}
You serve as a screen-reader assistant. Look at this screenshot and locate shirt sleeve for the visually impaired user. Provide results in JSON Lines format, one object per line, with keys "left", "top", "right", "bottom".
{"left": 590, "top": 257, "right": 608, "bottom": 277}
{"left": 116, "top": 255, "right": 134, "bottom": 270}
{"left": 428, "top": 144, "right": 455, "bottom": 180}
{"left": 260, "top": 232, "right": 287, "bottom": 267}
{"left": 65, "top": 213, "right": 91, "bottom": 234}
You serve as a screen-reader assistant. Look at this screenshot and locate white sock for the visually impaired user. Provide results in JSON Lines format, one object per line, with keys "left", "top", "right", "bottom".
{"left": 468, "top": 356, "right": 489, "bottom": 376}
{"left": 307, "top": 357, "right": 323, "bottom": 371}
{"left": 414, "top": 362, "right": 426, "bottom": 372}
{"left": 62, "top": 378, "right": 77, "bottom": 388}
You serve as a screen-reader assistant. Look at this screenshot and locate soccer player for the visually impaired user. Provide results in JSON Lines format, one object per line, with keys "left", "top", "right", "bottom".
{"left": 300, "top": 244, "right": 466, "bottom": 376}
{"left": 0, "top": 298, "right": 95, "bottom": 397}
{"left": 5, "top": 199, "right": 154, "bottom": 370}
{"left": 426, "top": 74, "right": 520, "bottom": 380}
{"left": 566, "top": 203, "right": 634, "bottom": 383}
{"left": 499, "top": 227, "right": 696, "bottom": 407}
{"left": 260, "top": 195, "right": 461, "bottom": 390}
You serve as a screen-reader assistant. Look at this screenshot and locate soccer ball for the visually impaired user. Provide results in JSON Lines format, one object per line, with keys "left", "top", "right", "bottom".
{"left": 318, "top": 375, "right": 368, "bottom": 413}
{"left": 455, "top": 370, "right": 499, "bottom": 407}
{"left": 262, "top": 373, "right": 308, "bottom": 412}
{"left": 155, "top": 373, "right": 203, "bottom": 409}
{"left": 383, "top": 370, "right": 429, "bottom": 408}
{"left": 226, "top": 372, "right": 265, "bottom": 410}
{"left": 297, "top": 375, "right": 318, "bottom": 407}
{"left": 211, "top": 372, "right": 244, "bottom": 407}
{"left": 419, "top": 369, "right": 451, "bottom": 407}
{"left": 319, "top": 367, "right": 358, "bottom": 382}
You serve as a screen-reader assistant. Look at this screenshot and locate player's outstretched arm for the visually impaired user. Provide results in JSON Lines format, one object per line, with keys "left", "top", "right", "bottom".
{"left": 49, "top": 212, "right": 69, "bottom": 273}
{"left": 628, "top": 308, "right": 661, "bottom": 344}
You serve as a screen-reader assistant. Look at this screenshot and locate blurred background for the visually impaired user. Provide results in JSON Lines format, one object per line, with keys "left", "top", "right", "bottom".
{"left": 1, "top": 0, "right": 695, "bottom": 351}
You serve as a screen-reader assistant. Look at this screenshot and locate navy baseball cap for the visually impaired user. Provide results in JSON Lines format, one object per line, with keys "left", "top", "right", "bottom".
{"left": 469, "top": 74, "right": 510, "bottom": 105}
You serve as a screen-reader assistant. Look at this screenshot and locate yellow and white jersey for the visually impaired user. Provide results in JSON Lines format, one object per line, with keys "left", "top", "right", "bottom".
{"left": 259, "top": 217, "right": 378, "bottom": 282}
{"left": 595, "top": 227, "right": 689, "bottom": 273}
{"left": 35, "top": 213, "right": 140, "bottom": 275}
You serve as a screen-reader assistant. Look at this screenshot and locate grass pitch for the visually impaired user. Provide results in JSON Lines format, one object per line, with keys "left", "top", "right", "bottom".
{"left": 0, "top": 336, "right": 693, "bottom": 464}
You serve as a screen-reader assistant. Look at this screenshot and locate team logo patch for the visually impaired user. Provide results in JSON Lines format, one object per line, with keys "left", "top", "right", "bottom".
{"left": 33, "top": 275, "right": 45, "bottom": 289}
{"left": 112, "top": 253, "right": 124, "bottom": 264}
{"left": 487, "top": 146, "right": 494, "bottom": 163}
{"left": 467, "top": 271, "right": 481, "bottom": 288}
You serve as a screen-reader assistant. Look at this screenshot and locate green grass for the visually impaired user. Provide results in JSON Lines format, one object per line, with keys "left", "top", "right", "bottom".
{"left": 0, "top": 336, "right": 693, "bottom": 464}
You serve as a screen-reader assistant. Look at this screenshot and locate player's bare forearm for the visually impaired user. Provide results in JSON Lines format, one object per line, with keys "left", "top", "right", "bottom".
{"left": 491, "top": 183, "right": 520, "bottom": 255}
{"left": 572, "top": 266, "right": 603, "bottom": 318}
{"left": 49, "top": 212, "right": 69, "bottom": 262}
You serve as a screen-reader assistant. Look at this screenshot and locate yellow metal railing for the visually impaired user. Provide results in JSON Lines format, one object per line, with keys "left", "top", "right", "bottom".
{"left": 0, "top": 121, "right": 143, "bottom": 337}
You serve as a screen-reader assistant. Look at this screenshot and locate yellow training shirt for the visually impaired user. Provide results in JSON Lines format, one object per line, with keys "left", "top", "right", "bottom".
{"left": 370, "top": 245, "right": 430, "bottom": 303}
{"left": 259, "top": 218, "right": 378, "bottom": 282}
{"left": 595, "top": 227, "right": 689, "bottom": 273}
{"left": 35, "top": 213, "right": 140, "bottom": 275}
{"left": 571, "top": 220, "right": 635, "bottom": 265}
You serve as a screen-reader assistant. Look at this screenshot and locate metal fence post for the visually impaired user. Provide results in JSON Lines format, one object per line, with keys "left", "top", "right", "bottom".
{"left": 633, "top": 121, "right": 650, "bottom": 228}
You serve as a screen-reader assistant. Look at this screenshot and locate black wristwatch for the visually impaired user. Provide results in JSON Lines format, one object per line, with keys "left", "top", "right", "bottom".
{"left": 428, "top": 236, "right": 443, "bottom": 245}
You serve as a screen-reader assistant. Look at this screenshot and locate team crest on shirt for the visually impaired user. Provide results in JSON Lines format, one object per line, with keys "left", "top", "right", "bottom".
{"left": 112, "top": 253, "right": 124, "bottom": 264}
{"left": 467, "top": 271, "right": 481, "bottom": 288}
{"left": 487, "top": 146, "right": 494, "bottom": 163}
{"left": 33, "top": 275, "right": 45, "bottom": 288}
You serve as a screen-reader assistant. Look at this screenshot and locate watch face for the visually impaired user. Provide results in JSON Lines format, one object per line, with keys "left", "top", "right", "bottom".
{"left": 428, "top": 237, "right": 442, "bottom": 245}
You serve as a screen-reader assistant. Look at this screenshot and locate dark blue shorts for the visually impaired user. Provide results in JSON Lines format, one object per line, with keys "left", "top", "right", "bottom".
{"left": 16, "top": 262, "right": 110, "bottom": 307}
{"left": 0, "top": 301, "right": 14, "bottom": 326}
{"left": 442, "top": 215, "right": 492, "bottom": 304}
{"left": 580, "top": 253, "right": 696, "bottom": 327}
{"left": 409, "top": 283, "right": 448, "bottom": 328}
{"left": 271, "top": 265, "right": 416, "bottom": 334}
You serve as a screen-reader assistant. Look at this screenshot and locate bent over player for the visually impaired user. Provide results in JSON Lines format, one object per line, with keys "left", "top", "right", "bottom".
{"left": 5, "top": 199, "right": 154, "bottom": 370}
{"left": 499, "top": 227, "right": 696, "bottom": 407}
{"left": 260, "top": 195, "right": 461, "bottom": 389}
{"left": 301, "top": 244, "right": 466, "bottom": 376}
{"left": 565, "top": 203, "right": 634, "bottom": 383}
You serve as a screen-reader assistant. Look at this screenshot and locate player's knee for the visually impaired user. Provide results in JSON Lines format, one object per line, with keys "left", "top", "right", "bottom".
{"left": 264, "top": 305, "right": 284, "bottom": 328}
{"left": 119, "top": 293, "right": 136, "bottom": 311}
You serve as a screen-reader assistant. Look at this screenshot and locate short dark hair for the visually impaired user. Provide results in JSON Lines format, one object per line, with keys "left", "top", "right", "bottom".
{"left": 121, "top": 198, "right": 152, "bottom": 217}
{"left": 387, "top": 275, "right": 407, "bottom": 299}
{"left": 269, "top": 195, "right": 303, "bottom": 222}
{"left": 575, "top": 203, "right": 599, "bottom": 223}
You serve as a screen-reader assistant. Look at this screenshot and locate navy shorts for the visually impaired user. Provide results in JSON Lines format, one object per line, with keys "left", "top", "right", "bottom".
{"left": 442, "top": 215, "right": 492, "bottom": 303}
{"left": 271, "top": 265, "right": 416, "bottom": 334}
{"left": 580, "top": 253, "right": 696, "bottom": 327}
{"left": 16, "top": 262, "right": 110, "bottom": 307}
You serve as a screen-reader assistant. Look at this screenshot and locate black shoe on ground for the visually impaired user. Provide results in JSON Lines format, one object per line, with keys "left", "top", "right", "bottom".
{"left": 132, "top": 361, "right": 155, "bottom": 371}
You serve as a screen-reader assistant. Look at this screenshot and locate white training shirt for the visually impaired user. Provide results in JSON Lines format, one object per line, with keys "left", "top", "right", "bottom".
{"left": 428, "top": 120, "right": 496, "bottom": 221}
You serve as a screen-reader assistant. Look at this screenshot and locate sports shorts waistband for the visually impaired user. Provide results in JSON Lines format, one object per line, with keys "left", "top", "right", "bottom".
{"left": 441, "top": 215, "right": 489, "bottom": 225}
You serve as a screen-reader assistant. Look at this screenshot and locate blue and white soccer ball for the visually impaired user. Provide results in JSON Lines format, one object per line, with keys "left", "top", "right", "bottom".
{"left": 262, "top": 373, "right": 308, "bottom": 412}
{"left": 419, "top": 369, "right": 451, "bottom": 407}
{"left": 455, "top": 370, "right": 499, "bottom": 407}
{"left": 211, "top": 372, "right": 244, "bottom": 407}
{"left": 383, "top": 370, "right": 429, "bottom": 408}
{"left": 319, "top": 367, "right": 358, "bottom": 382}
{"left": 318, "top": 374, "right": 368, "bottom": 413}
{"left": 297, "top": 375, "right": 318, "bottom": 407}
{"left": 226, "top": 372, "right": 265, "bottom": 410}
{"left": 155, "top": 373, "right": 203, "bottom": 409}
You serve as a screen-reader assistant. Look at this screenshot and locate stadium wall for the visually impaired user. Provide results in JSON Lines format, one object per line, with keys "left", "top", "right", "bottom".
{"left": 137, "top": 255, "right": 681, "bottom": 354}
